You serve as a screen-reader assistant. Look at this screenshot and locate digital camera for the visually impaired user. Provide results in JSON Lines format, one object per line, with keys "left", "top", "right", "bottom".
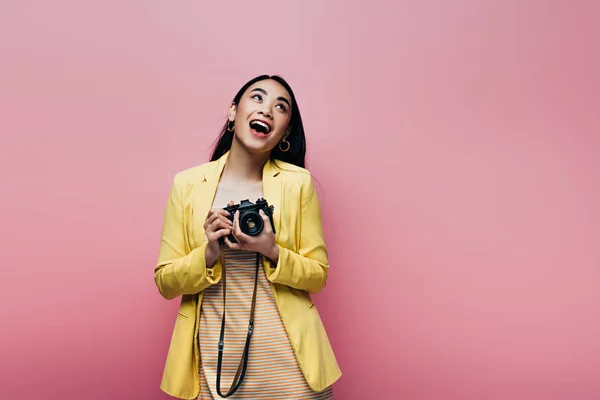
{"left": 223, "top": 198, "right": 275, "bottom": 244}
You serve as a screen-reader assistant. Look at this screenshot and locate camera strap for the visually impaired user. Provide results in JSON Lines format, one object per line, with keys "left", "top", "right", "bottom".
{"left": 215, "top": 249, "right": 260, "bottom": 398}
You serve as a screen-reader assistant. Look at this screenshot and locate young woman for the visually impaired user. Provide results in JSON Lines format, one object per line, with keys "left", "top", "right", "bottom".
{"left": 154, "top": 75, "right": 341, "bottom": 399}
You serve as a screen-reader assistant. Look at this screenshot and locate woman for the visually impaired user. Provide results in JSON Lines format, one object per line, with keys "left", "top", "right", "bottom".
{"left": 154, "top": 75, "right": 342, "bottom": 399}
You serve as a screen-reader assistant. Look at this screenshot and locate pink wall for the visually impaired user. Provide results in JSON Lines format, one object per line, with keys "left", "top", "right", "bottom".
{"left": 1, "top": 1, "right": 599, "bottom": 399}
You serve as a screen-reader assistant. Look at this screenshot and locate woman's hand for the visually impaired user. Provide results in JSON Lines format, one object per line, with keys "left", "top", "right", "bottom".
{"left": 203, "top": 207, "right": 233, "bottom": 267}
{"left": 224, "top": 209, "right": 279, "bottom": 263}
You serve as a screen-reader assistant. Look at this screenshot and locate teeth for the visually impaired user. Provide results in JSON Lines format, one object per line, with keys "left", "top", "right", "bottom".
{"left": 251, "top": 120, "right": 271, "bottom": 133}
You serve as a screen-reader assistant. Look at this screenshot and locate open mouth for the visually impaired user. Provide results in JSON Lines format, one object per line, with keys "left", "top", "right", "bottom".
{"left": 249, "top": 119, "right": 272, "bottom": 135}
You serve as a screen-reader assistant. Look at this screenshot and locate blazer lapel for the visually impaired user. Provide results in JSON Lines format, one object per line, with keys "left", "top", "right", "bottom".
{"left": 192, "top": 152, "right": 229, "bottom": 244}
{"left": 262, "top": 159, "right": 282, "bottom": 243}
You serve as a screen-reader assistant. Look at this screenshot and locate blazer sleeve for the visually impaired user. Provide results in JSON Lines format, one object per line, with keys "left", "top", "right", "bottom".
{"left": 267, "top": 175, "right": 329, "bottom": 294}
{"left": 154, "top": 173, "right": 222, "bottom": 300}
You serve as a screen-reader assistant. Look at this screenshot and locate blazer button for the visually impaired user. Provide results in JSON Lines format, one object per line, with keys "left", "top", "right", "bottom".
{"left": 206, "top": 268, "right": 214, "bottom": 277}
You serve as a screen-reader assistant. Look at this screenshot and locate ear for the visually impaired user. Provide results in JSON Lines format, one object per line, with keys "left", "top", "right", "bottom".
{"left": 228, "top": 103, "right": 236, "bottom": 122}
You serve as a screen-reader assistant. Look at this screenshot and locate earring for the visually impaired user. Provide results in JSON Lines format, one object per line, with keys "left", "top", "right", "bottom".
{"left": 227, "top": 121, "right": 234, "bottom": 132}
{"left": 279, "top": 138, "right": 290, "bottom": 152}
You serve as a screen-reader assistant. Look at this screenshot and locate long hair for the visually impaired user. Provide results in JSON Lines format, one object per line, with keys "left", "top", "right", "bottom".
{"left": 209, "top": 75, "right": 306, "bottom": 168}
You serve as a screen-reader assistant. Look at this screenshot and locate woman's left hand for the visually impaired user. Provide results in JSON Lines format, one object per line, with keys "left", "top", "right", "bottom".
{"left": 224, "top": 209, "right": 279, "bottom": 262}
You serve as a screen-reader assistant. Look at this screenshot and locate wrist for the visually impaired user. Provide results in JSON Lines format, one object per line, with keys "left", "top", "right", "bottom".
{"left": 205, "top": 242, "right": 220, "bottom": 267}
{"left": 264, "top": 243, "right": 279, "bottom": 264}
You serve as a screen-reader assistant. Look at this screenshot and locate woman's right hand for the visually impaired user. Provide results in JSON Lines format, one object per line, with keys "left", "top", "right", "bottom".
{"left": 204, "top": 207, "right": 234, "bottom": 267}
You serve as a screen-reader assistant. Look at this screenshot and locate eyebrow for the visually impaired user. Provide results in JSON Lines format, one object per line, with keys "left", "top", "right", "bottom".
{"left": 250, "top": 88, "right": 291, "bottom": 107}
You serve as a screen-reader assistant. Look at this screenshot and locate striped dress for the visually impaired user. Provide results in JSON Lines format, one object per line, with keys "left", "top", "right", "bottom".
{"left": 197, "top": 247, "right": 334, "bottom": 399}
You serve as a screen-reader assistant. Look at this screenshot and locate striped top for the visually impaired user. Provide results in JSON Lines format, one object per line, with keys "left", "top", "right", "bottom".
{"left": 197, "top": 247, "right": 334, "bottom": 399}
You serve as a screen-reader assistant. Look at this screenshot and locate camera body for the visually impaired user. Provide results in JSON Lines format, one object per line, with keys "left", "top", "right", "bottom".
{"left": 223, "top": 198, "right": 275, "bottom": 244}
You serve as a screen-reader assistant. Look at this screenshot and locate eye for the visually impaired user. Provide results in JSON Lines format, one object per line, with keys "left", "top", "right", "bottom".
{"left": 252, "top": 94, "right": 262, "bottom": 101}
{"left": 276, "top": 104, "right": 288, "bottom": 112}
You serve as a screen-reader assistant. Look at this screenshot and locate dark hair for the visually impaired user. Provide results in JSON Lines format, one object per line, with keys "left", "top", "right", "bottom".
{"left": 210, "top": 75, "right": 306, "bottom": 168}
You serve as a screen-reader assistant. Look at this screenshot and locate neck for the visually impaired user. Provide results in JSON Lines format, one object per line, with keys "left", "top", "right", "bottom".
{"left": 221, "top": 139, "right": 269, "bottom": 183}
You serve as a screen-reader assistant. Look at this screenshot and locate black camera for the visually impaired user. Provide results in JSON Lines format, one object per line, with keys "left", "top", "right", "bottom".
{"left": 223, "top": 198, "right": 275, "bottom": 244}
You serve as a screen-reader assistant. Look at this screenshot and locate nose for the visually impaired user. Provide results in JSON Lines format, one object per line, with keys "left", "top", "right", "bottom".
{"left": 258, "top": 108, "right": 272, "bottom": 119}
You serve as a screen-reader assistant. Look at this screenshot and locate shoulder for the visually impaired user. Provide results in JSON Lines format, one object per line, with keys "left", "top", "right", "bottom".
{"left": 272, "top": 159, "right": 314, "bottom": 187}
{"left": 171, "top": 159, "right": 216, "bottom": 187}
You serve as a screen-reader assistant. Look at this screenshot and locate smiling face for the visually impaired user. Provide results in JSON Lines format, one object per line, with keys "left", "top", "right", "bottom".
{"left": 229, "top": 79, "right": 293, "bottom": 155}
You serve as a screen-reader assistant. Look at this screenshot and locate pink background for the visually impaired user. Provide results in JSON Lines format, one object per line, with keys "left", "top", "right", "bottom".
{"left": 1, "top": 1, "right": 599, "bottom": 399}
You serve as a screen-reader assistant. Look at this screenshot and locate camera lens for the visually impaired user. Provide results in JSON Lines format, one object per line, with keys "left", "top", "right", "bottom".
{"left": 240, "top": 212, "right": 263, "bottom": 236}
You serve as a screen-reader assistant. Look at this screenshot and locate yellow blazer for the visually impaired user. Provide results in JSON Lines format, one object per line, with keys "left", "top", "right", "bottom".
{"left": 154, "top": 151, "right": 342, "bottom": 399}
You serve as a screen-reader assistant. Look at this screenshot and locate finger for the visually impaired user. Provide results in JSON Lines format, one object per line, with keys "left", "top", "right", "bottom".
{"left": 259, "top": 209, "right": 273, "bottom": 233}
{"left": 233, "top": 211, "right": 243, "bottom": 236}
{"left": 224, "top": 236, "right": 240, "bottom": 250}
{"left": 204, "top": 210, "right": 223, "bottom": 228}
{"left": 203, "top": 211, "right": 214, "bottom": 229}
{"left": 216, "top": 228, "right": 231, "bottom": 238}
{"left": 205, "top": 208, "right": 218, "bottom": 221}
{"left": 208, "top": 218, "right": 223, "bottom": 232}
{"left": 230, "top": 218, "right": 240, "bottom": 241}
{"left": 211, "top": 207, "right": 231, "bottom": 215}
{"left": 206, "top": 216, "right": 232, "bottom": 239}
{"left": 206, "top": 208, "right": 231, "bottom": 222}
{"left": 230, "top": 213, "right": 243, "bottom": 241}
{"left": 231, "top": 218, "right": 253, "bottom": 245}
{"left": 209, "top": 218, "right": 230, "bottom": 233}
{"left": 204, "top": 215, "right": 217, "bottom": 230}
{"left": 207, "top": 227, "right": 231, "bottom": 243}
{"left": 214, "top": 214, "right": 233, "bottom": 228}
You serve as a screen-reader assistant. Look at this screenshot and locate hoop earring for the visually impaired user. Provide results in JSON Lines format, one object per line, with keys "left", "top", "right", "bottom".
{"left": 278, "top": 138, "right": 290, "bottom": 152}
{"left": 227, "top": 121, "right": 234, "bottom": 132}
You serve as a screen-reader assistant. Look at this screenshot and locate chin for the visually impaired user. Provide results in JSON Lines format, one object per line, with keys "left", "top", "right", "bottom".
{"left": 237, "top": 132, "right": 277, "bottom": 154}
